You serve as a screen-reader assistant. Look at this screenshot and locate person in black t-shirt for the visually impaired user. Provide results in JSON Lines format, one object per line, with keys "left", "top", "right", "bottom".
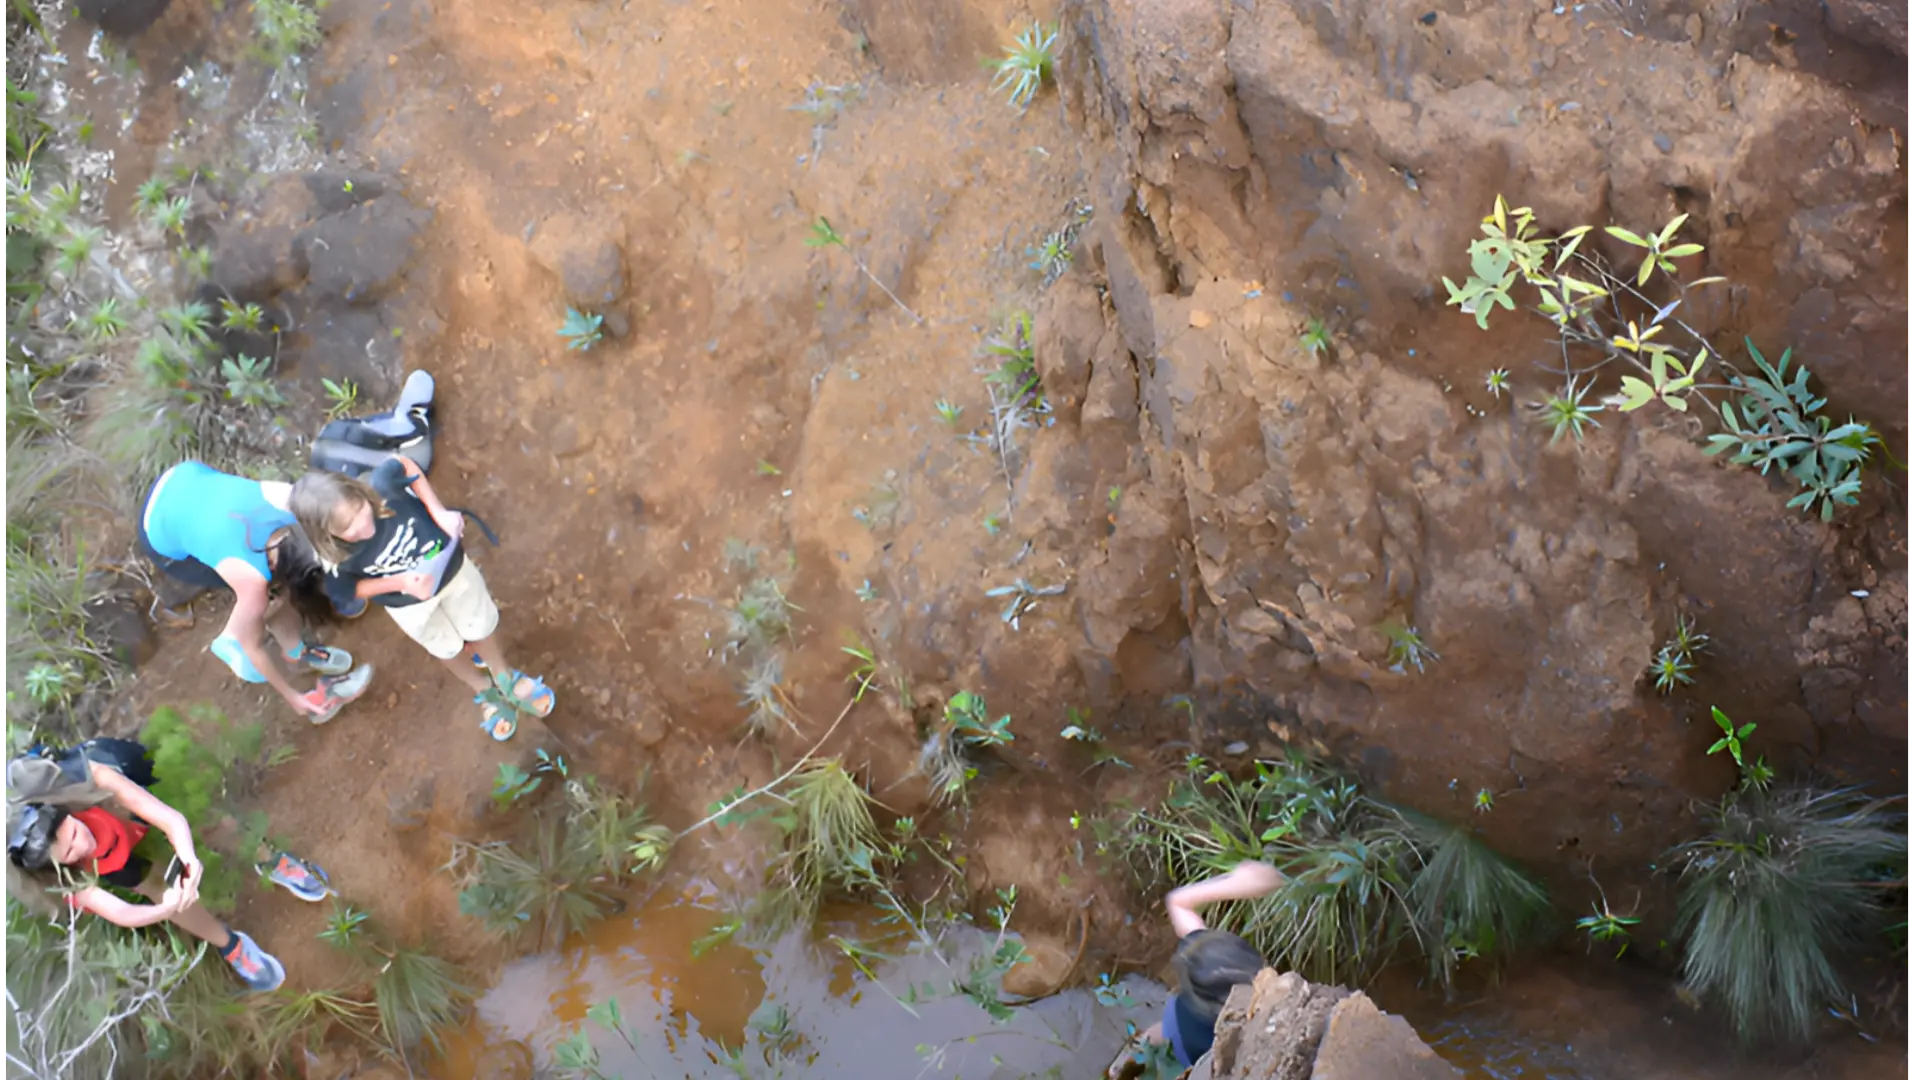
{"left": 1107, "top": 861, "right": 1285, "bottom": 1078}
{"left": 290, "top": 457, "right": 556, "bottom": 741}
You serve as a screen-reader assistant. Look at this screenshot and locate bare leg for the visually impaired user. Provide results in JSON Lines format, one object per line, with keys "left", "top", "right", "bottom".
{"left": 134, "top": 880, "right": 230, "bottom": 948}
{"left": 443, "top": 652, "right": 492, "bottom": 695}
{"left": 263, "top": 597, "right": 305, "bottom": 657}
{"left": 470, "top": 633, "right": 510, "bottom": 678}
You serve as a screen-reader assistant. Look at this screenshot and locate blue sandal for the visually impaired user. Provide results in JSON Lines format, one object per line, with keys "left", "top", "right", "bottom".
{"left": 503, "top": 670, "right": 556, "bottom": 718}
{"left": 476, "top": 697, "right": 517, "bottom": 742}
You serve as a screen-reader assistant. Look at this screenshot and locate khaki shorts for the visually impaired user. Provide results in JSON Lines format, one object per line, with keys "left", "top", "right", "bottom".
{"left": 384, "top": 558, "right": 500, "bottom": 660}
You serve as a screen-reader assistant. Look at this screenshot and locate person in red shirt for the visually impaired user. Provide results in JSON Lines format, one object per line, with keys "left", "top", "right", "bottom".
{"left": 8, "top": 758, "right": 293, "bottom": 992}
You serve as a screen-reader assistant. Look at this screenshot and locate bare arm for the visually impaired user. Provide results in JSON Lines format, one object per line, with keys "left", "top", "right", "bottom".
{"left": 395, "top": 456, "right": 461, "bottom": 538}
{"left": 214, "top": 564, "right": 304, "bottom": 708}
{"left": 68, "top": 886, "right": 179, "bottom": 928}
{"left": 91, "top": 763, "right": 202, "bottom": 910}
{"left": 1165, "top": 861, "right": 1286, "bottom": 938}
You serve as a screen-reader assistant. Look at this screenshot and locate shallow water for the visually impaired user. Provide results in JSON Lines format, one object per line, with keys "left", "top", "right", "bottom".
{"left": 435, "top": 886, "right": 1164, "bottom": 1079}
{"left": 437, "top": 889, "right": 1904, "bottom": 1080}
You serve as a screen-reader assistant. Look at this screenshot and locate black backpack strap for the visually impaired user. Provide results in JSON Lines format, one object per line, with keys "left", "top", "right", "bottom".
{"left": 449, "top": 507, "right": 499, "bottom": 547}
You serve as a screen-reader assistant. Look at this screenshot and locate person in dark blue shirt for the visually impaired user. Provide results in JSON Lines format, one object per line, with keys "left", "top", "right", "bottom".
{"left": 1108, "top": 861, "right": 1285, "bottom": 1077}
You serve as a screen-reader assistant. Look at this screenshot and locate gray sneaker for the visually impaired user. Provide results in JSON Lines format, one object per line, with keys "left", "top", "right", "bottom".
{"left": 304, "top": 664, "right": 375, "bottom": 725}
{"left": 221, "top": 929, "right": 286, "bottom": 993}
{"left": 292, "top": 643, "right": 354, "bottom": 676}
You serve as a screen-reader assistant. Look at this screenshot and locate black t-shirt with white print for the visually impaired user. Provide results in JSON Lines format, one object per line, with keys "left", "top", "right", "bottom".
{"left": 322, "top": 457, "right": 464, "bottom": 610}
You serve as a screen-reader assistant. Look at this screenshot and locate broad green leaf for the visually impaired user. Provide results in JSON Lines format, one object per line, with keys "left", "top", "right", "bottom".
{"left": 1657, "top": 213, "right": 1689, "bottom": 244}
{"left": 1604, "top": 225, "right": 1646, "bottom": 247}
{"left": 1637, "top": 251, "right": 1658, "bottom": 285}
{"left": 1617, "top": 377, "right": 1656, "bottom": 411}
{"left": 1666, "top": 242, "right": 1704, "bottom": 258}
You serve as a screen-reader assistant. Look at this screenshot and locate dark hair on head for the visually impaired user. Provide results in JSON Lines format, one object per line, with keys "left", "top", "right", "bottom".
{"left": 267, "top": 525, "right": 336, "bottom": 625}
{"left": 7, "top": 804, "right": 70, "bottom": 873}
{"left": 1172, "top": 929, "right": 1265, "bottom": 1022}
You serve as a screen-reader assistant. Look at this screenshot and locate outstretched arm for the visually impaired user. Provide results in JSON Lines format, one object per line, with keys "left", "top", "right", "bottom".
{"left": 1165, "top": 861, "right": 1286, "bottom": 938}
{"left": 91, "top": 762, "right": 201, "bottom": 910}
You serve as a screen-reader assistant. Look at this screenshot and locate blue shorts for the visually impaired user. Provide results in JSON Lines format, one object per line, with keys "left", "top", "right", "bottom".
{"left": 1162, "top": 996, "right": 1195, "bottom": 1067}
{"left": 210, "top": 634, "right": 269, "bottom": 684}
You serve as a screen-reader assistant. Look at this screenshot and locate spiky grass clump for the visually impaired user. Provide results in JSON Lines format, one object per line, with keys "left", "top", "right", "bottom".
{"left": 726, "top": 576, "right": 796, "bottom": 655}
{"left": 990, "top": 22, "right": 1058, "bottom": 110}
{"left": 1121, "top": 754, "right": 1553, "bottom": 989}
{"left": 1671, "top": 785, "right": 1905, "bottom": 1045}
{"left": 564, "top": 774, "right": 675, "bottom": 879}
{"left": 373, "top": 945, "right": 476, "bottom": 1058}
{"left": 1397, "top": 814, "right": 1553, "bottom": 986}
{"left": 762, "top": 759, "right": 885, "bottom": 930}
{"left": 739, "top": 651, "right": 798, "bottom": 739}
{"left": 455, "top": 814, "right": 616, "bottom": 951}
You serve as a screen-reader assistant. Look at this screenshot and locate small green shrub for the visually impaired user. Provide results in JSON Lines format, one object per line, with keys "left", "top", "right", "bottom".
{"left": 1670, "top": 785, "right": 1905, "bottom": 1044}
{"left": 253, "top": 0, "right": 324, "bottom": 67}
{"left": 1120, "top": 754, "right": 1552, "bottom": 989}
{"left": 989, "top": 22, "right": 1057, "bottom": 110}
{"left": 764, "top": 759, "right": 884, "bottom": 929}
{"left": 139, "top": 704, "right": 265, "bottom": 911}
{"left": 559, "top": 307, "right": 604, "bottom": 351}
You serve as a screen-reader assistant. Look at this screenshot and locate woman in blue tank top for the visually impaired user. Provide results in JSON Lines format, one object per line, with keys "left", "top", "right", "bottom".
{"left": 136, "top": 462, "right": 374, "bottom": 722}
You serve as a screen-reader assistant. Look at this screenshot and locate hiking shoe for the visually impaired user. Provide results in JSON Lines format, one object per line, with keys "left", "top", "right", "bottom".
{"left": 333, "top": 595, "right": 369, "bottom": 619}
{"left": 290, "top": 643, "right": 354, "bottom": 676}
{"left": 261, "top": 852, "right": 332, "bottom": 902}
{"left": 301, "top": 664, "right": 375, "bottom": 724}
{"left": 221, "top": 929, "right": 286, "bottom": 993}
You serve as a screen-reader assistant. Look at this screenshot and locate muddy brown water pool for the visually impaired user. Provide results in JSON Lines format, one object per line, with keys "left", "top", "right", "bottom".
{"left": 431, "top": 886, "right": 1812, "bottom": 1080}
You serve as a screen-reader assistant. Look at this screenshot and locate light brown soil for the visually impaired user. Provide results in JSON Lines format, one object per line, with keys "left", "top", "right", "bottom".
{"left": 46, "top": 0, "right": 1906, "bottom": 1074}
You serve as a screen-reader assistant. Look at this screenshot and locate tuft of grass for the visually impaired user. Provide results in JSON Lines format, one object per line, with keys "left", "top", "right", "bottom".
{"left": 1381, "top": 619, "right": 1438, "bottom": 675}
{"left": 253, "top": 0, "right": 324, "bottom": 67}
{"left": 218, "top": 299, "right": 268, "bottom": 334}
{"left": 455, "top": 813, "right": 616, "bottom": 952}
{"left": 989, "top": 22, "right": 1058, "bottom": 110}
{"left": 1121, "top": 754, "right": 1553, "bottom": 989}
{"left": 1026, "top": 229, "right": 1072, "bottom": 283}
{"left": 147, "top": 194, "right": 191, "bottom": 238}
{"left": 563, "top": 774, "right": 674, "bottom": 880}
{"left": 767, "top": 758, "right": 884, "bottom": 929}
{"left": 80, "top": 295, "right": 128, "bottom": 342}
{"left": 321, "top": 376, "right": 358, "bottom": 420}
{"left": 1649, "top": 612, "right": 1709, "bottom": 695}
{"left": 933, "top": 398, "right": 963, "bottom": 425}
{"left": 373, "top": 944, "right": 476, "bottom": 1058}
{"left": 726, "top": 576, "right": 797, "bottom": 654}
{"left": 1534, "top": 378, "right": 1604, "bottom": 444}
{"left": 1397, "top": 814, "right": 1553, "bottom": 986}
{"left": 1670, "top": 785, "right": 1905, "bottom": 1045}
{"left": 739, "top": 651, "right": 798, "bottom": 739}
{"left": 1300, "top": 316, "right": 1332, "bottom": 358}
{"left": 559, "top": 307, "right": 604, "bottom": 351}
{"left": 221, "top": 354, "right": 286, "bottom": 409}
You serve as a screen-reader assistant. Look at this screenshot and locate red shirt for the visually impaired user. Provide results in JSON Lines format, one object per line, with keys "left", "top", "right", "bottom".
{"left": 64, "top": 807, "right": 149, "bottom": 910}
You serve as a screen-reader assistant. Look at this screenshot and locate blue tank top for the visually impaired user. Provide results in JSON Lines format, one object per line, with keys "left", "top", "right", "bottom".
{"left": 144, "top": 462, "right": 293, "bottom": 581}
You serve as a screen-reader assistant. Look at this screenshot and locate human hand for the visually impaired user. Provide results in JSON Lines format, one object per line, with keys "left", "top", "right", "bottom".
{"left": 174, "top": 855, "right": 203, "bottom": 911}
{"left": 397, "top": 571, "right": 436, "bottom": 600}
{"left": 283, "top": 686, "right": 326, "bottom": 718}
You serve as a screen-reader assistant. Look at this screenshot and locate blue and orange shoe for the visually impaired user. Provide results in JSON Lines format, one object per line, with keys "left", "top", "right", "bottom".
{"left": 221, "top": 929, "right": 286, "bottom": 993}
{"left": 260, "top": 852, "right": 332, "bottom": 903}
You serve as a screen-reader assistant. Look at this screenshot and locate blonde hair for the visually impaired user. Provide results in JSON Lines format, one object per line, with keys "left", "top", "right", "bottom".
{"left": 290, "top": 470, "right": 389, "bottom": 565}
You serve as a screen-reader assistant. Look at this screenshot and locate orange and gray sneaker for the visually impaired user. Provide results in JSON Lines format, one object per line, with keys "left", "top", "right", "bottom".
{"left": 300, "top": 664, "right": 375, "bottom": 725}
{"left": 221, "top": 928, "right": 286, "bottom": 993}
{"left": 260, "top": 852, "right": 332, "bottom": 902}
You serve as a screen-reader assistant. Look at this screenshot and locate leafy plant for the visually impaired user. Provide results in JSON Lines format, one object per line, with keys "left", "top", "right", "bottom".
{"left": 1670, "top": 784, "right": 1905, "bottom": 1044}
{"left": 1299, "top": 316, "right": 1332, "bottom": 358}
{"left": 321, "top": 376, "right": 358, "bottom": 419}
{"left": 80, "top": 296, "right": 128, "bottom": 342}
{"left": 763, "top": 758, "right": 885, "bottom": 930}
{"left": 490, "top": 749, "right": 567, "bottom": 810}
{"left": 22, "top": 661, "right": 78, "bottom": 710}
{"left": 1703, "top": 340, "right": 1880, "bottom": 521}
{"left": 803, "top": 215, "right": 924, "bottom": 323}
{"left": 1027, "top": 229, "right": 1072, "bottom": 283}
{"left": 147, "top": 195, "right": 191, "bottom": 238}
{"left": 318, "top": 902, "right": 372, "bottom": 952}
{"left": 140, "top": 703, "right": 265, "bottom": 911}
{"left": 989, "top": 22, "right": 1058, "bottom": 110}
{"left": 52, "top": 225, "right": 101, "bottom": 278}
{"left": 373, "top": 944, "right": 475, "bottom": 1057}
{"left": 1706, "top": 706, "right": 1755, "bottom": 768}
{"left": 1533, "top": 378, "right": 1604, "bottom": 444}
{"left": 253, "top": 0, "right": 323, "bottom": 67}
{"left": 934, "top": 398, "right": 964, "bottom": 424}
{"left": 1575, "top": 874, "right": 1642, "bottom": 961}
{"left": 1381, "top": 619, "right": 1438, "bottom": 675}
{"left": 218, "top": 299, "right": 267, "bottom": 334}
{"left": 1119, "top": 754, "right": 1552, "bottom": 989}
{"left": 562, "top": 773, "right": 673, "bottom": 879}
{"left": 133, "top": 176, "right": 170, "bottom": 216}
{"left": 559, "top": 308, "right": 604, "bottom": 351}
{"left": 221, "top": 354, "right": 286, "bottom": 409}
{"left": 159, "top": 301, "right": 214, "bottom": 348}
{"left": 1648, "top": 612, "right": 1708, "bottom": 695}
{"left": 1442, "top": 196, "right": 1879, "bottom": 519}
{"left": 453, "top": 814, "right": 616, "bottom": 951}
{"left": 725, "top": 576, "right": 797, "bottom": 654}
{"left": 1484, "top": 368, "right": 1511, "bottom": 398}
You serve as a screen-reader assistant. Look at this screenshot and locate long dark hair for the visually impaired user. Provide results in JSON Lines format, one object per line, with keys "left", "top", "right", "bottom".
{"left": 266, "top": 525, "right": 336, "bottom": 624}
{"left": 1172, "top": 929, "right": 1266, "bottom": 1022}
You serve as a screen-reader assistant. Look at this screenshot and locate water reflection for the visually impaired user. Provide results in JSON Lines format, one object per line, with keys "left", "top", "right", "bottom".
{"left": 436, "top": 888, "right": 1163, "bottom": 1079}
